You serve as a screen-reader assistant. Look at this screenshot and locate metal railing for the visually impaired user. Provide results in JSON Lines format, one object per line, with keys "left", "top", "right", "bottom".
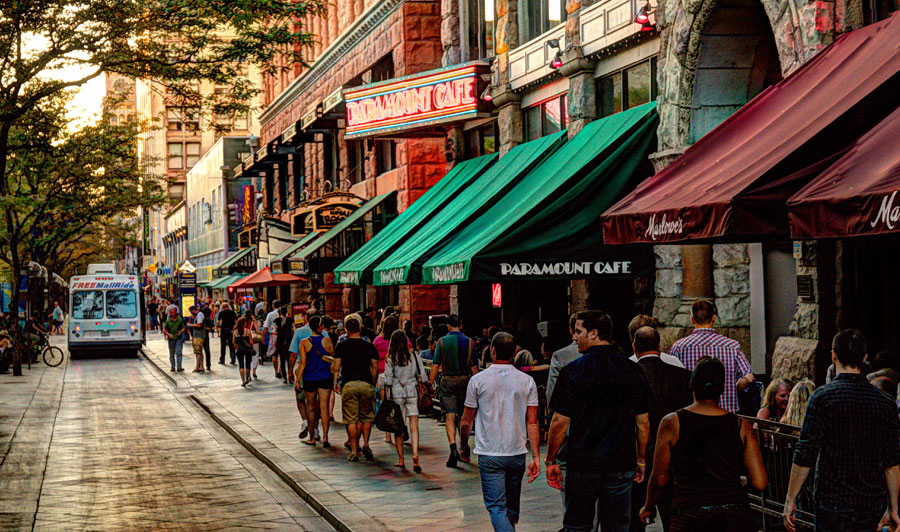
{"left": 740, "top": 415, "right": 815, "bottom": 531}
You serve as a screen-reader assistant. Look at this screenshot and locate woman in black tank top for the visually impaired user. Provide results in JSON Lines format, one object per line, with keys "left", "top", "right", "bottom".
{"left": 640, "top": 356, "right": 768, "bottom": 532}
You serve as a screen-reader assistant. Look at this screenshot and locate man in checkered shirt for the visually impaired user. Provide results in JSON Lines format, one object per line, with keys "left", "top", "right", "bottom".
{"left": 669, "top": 300, "right": 755, "bottom": 413}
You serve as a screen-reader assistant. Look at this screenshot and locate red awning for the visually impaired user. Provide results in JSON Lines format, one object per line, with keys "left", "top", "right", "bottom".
{"left": 601, "top": 13, "right": 900, "bottom": 245}
{"left": 788, "top": 106, "right": 900, "bottom": 238}
{"left": 229, "top": 267, "right": 306, "bottom": 289}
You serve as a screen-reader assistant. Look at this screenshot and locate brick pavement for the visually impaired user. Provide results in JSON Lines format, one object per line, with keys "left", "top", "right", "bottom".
{"left": 143, "top": 331, "right": 664, "bottom": 532}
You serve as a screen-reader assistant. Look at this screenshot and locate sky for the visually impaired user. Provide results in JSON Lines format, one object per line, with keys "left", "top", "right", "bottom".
{"left": 65, "top": 71, "right": 107, "bottom": 130}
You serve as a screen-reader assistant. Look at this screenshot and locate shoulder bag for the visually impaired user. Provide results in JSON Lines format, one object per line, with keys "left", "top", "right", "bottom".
{"left": 374, "top": 386, "right": 407, "bottom": 435}
{"left": 413, "top": 354, "right": 434, "bottom": 413}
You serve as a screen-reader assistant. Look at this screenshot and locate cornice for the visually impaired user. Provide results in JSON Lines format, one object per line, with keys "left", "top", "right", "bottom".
{"left": 259, "top": 0, "right": 407, "bottom": 129}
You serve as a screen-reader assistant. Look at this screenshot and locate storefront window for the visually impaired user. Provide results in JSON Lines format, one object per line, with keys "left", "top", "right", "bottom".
{"left": 598, "top": 57, "right": 658, "bottom": 117}
{"left": 519, "top": 0, "right": 565, "bottom": 44}
{"left": 376, "top": 140, "right": 397, "bottom": 175}
{"left": 523, "top": 94, "right": 568, "bottom": 141}
{"left": 465, "top": 121, "right": 499, "bottom": 158}
{"left": 347, "top": 140, "right": 364, "bottom": 185}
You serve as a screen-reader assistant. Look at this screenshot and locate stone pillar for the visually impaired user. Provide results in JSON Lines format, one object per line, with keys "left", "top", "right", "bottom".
{"left": 681, "top": 245, "right": 713, "bottom": 299}
{"left": 445, "top": 125, "right": 465, "bottom": 167}
{"left": 559, "top": 49, "right": 597, "bottom": 138}
{"left": 441, "top": 0, "right": 461, "bottom": 66}
{"left": 569, "top": 280, "right": 589, "bottom": 313}
{"left": 495, "top": 91, "right": 523, "bottom": 156}
{"left": 492, "top": 0, "right": 520, "bottom": 155}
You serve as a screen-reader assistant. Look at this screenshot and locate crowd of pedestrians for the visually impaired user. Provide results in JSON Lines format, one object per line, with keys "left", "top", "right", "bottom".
{"left": 146, "top": 295, "right": 900, "bottom": 532}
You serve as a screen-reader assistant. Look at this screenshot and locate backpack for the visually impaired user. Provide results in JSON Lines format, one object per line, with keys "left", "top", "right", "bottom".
{"left": 203, "top": 312, "right": 215, "bottom": 331}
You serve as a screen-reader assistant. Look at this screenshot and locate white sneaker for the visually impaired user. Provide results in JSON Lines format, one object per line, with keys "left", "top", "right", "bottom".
{"left": 313, "top": 428, "right": 321, "bottom": 441}
{"left": 298, "top": 421, "right": 308, "bottom": 439}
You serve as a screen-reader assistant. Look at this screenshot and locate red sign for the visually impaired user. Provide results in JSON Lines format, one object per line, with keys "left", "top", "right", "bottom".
{"left": 242, "top": 185, "right": 255, "bottom": 225}
{"left": 491, "top": 283, "right": 502, "bottom": 308}
{"left": 344, "top": 62, "right": 489, "bottom": 139}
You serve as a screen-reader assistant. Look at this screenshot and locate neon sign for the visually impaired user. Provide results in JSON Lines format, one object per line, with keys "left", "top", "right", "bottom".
{"left": 344, "top": 62, "right": 490, "bottom": 139}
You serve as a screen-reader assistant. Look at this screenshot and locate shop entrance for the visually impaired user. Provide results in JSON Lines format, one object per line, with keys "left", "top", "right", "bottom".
{"left": 841, "top": 237, "right": 900, "bottom": 356}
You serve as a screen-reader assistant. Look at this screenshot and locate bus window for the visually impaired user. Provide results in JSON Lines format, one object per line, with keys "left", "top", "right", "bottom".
{"left": 106, "top": 290, "right": 137, "bottom": 319}
{"left": 73, "top": 291, "right": 104, "bottom": 319}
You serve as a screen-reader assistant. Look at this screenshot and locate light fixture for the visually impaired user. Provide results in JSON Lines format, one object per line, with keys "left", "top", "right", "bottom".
{"left": 481, "top": 86, "right": 493, "bottom": 102}
{"left": 549, "top": 51, "right": 563, "bottom": 70}
{"left": 640, "top": 20, "right": 654, "bottom": 31}
{"left": 634, "top": 4, "right": 650, "bottom": 23}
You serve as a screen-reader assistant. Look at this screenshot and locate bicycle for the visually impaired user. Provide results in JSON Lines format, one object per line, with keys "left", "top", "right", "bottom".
{"left": 25, "top": 333, "right": 65, "bottom": 367}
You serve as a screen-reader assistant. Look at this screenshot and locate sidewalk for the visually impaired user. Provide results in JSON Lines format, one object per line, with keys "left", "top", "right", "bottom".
{"left": 142, "top": 331, "right": 566, "bottom": 532}
{"left": 0, "top": 336, "right": 68, "bottom": 531}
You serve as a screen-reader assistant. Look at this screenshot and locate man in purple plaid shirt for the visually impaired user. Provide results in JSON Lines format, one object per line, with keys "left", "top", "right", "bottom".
{"left": 669, "top": 300, "right": 755, "bottom": 413}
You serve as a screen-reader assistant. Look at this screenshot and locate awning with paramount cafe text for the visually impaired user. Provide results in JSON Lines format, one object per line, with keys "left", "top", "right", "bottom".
{"left": 370, "top": 131, "right": 566, "bottom": 286}
{"left": 788, "top": 105, "right": 900, "bottom": 239}
{"left": 422, "top": 101, "right": 657, "bottom": 284}
{"left": 333, "top": 153, "right": 496, "bottom": 285}
{"left": 601, "top": 13, "right": 900, "bottom": 245}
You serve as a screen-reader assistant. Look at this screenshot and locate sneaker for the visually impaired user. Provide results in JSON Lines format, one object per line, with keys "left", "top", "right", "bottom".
{"left": 313, "top": 429, "right": 321, "bottom": 441}
{"left": 170, "top": 368, "right": 176, "bottom": 372}
{"left": 446, "top": 449, "right": 460, "bottom": 468}
{"left": 347, "top": 453, "right": 359, "bottom": 462}
{"left": 177, "top": 368, "right": 184, "bottom": 372}
{"left": 299, "top": 423, "right": 309, "bottom": 440}
{"left": 361, "top": 446, "right": 374, "bottom": 461}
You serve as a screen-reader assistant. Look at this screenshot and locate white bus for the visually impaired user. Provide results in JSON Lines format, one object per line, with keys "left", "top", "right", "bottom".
{"left": 67, "top": 273, "right": 143, "bottom": 357}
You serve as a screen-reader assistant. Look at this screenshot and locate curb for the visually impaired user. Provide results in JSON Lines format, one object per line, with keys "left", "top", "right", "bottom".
{"left": 139, "top": 347, "right": 177, "bottom": 386}
{"left": 188, "top": 394, "right": 357, "bottom": 532}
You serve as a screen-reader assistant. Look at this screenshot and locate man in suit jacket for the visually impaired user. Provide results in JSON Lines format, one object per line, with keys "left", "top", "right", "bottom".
{"left": 631, "top": 326, "right": 693, "bottom": 532}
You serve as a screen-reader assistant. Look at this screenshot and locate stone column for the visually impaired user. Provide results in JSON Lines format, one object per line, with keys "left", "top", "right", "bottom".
{"left": 441, "top": 0, "right": 461, "bottom": 66}
{"left": 559, "top": 49, "right": 597, "bottom": 138}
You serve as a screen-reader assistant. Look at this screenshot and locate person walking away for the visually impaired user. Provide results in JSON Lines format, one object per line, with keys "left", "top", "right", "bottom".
{"left": 294, "top": 316, "right": 334, "bottom": 447}
{"left": 640, "top": 356, "right": 767, "bottom": 531}
{"left": 756, "top": 378, "right": 789, "bottom": 421}
{"left": 668, "top": 300, "right": 754, "bottom": 413}
{"left": 263, "top": 299, "right": 281, "bottom": 377}
{"left": 779, "top": 379, "right": 815, "bottom": 427}
{"left": 186, "top": 306, "right": 206, "bottom": 372}
{"left": 163, "top": 306, "right": 186, "bottom": 372}
{"left": 627, "top": 315, "right": 684, "bottom": 368}
{"left": 234, "top": 310, "right": 256, "bottom": 387}
{"left": 200, "top": 304, "right": 214, "bottom": 370}
{"left": 217, "top": 302, "right": 237, "bottom": 364}
{"left": 631, "top": 326, "right": 693, "bottom": 532}
{"left": 545, "top": 310, "right": 651, "bottom": 532}
{"left": 332, "top": 316, "right": 378, "bottom": 462}
{"left": 255, "top": 298, "right": 266, "bottom": 317}
{"left": 51, "top": 302, "right": 65, "bottom": 335}
{"left": 276, "top": 306, "right": 293, "bottom": 382}
{"left": 428, "top": 314, "right": 478, "bottom": 468}
{"left": 374, "top": 316, "right": 410, "bottom": 443}
{"left": 783, "top": 329, "right": 900, "bottom": 532}
{"left": 460, "top": 332, "right": 541, "bottom": 532}
{"left": 384, "top": 329, "right": 428, "bottom": 471}
{"left": 289, "top": 317, "right": 312, "bottom": 439}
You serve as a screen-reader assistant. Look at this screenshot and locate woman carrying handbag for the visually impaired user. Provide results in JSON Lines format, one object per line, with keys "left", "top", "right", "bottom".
{"left": 383, "top": 329, "right": 427, "bottom": 472}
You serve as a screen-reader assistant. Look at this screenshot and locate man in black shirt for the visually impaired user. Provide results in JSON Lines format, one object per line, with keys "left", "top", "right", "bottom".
{"left": 217, "top": 303, "right": 237, "bottom": 364}
{"left": 546, "top": 310, "right": 651, "bottom": 532}
{"left": 784, "top": 329, "right": 900, "bottom": 532}
{"left": 332, "top": 316, "right": 379, "bottom": 462}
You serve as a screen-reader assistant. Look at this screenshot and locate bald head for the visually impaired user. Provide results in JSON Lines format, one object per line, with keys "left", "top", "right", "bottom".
{"left": 633, "top": 326, "right": 661, "bottom": 357}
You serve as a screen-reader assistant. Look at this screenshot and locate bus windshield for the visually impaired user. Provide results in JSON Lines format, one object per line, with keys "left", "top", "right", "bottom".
{"left": 73, "top": 290, "right": 104, "bottom": 319}
{"left": 106, "top": 290, "right": 137, "bottom": 319}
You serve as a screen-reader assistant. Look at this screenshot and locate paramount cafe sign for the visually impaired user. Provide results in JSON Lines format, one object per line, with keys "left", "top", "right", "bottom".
{"left": 500, "top": 261, "right": 633, "bottom": 277}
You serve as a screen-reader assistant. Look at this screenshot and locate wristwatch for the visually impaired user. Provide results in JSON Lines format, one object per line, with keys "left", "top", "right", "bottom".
{"left": 544, "top": 459, "right": 557, "bottom": 466}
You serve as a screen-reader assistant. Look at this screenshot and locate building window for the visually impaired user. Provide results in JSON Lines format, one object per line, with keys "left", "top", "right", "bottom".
{"left": 323, "top": 134, "right": 339, "bottom": 188}
{"left": 523, "top": 94, "right": 568, "bottom": 141}
{"left": 464, "top": 0, "right": 495, "bottom": 61}
{"left": 167, "top": 142, "right": 183, "bottom": 169}
{"left": 167, "top": 107, "right": 200, "bottom": 132}
{"left": 375, "top": 140, "right": 397, "bottom": 175}
{"left": 291, "top": 151, "right": 305, "bottom": 206}
{"left": 347, "top": 140, "right": 365, "bottom": 185}
{"left": 598, "top": 57, "right": 658, "bottom": 118}
{"left": 519, "top": 0, "right": 565, "bottom": 44}
{"left": 278, "top": 166, "right": 288, "bottom": 211}
{"left": 465, "top": 121, "right": 499, "bottom": 158}
{"left": 185, "top": 142, "right": 201, "bottom": 168}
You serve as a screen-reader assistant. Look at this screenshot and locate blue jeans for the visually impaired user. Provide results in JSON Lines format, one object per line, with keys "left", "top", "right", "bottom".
{"left": 564, "top": 470, "right": 635, "bottom": 532}
{"left": 168, "top": 339, "right": 183, "bottom": 370}
{"left": 815, "top": 503, "right": 881, "bottom": 532}
{"left": 478, "top": 454, "right": 526, "bottom": 532}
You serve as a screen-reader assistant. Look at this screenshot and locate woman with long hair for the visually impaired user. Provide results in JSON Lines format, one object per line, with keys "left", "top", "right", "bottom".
{"left": 374, "top": 315, "right": 409, "bottom": 443}
{"left": 757, "top": 378, "right": 790, "bottom": 421}
{"left": 234, "top": 310, "right": 258, "bottom": 387}
{"left": 383, "top": 329, "right": 426, "bottom": 472}
{"left": 641, "top": 356, "right": 767, "bottom": 531}
{"left": 780, "top": 379, "right": 816, "bottom": 427}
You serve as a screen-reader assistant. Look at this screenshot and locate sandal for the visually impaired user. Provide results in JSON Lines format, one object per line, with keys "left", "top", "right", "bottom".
{"left": 394, "top": 462, "right": 405, "bottom": 468}
{"left": 412, "top": 456, "right": 421, "bottom": 473}
{"left": 344, "top": 442, "right": 352, "bottom": 451}
{"left": 302, "top": 440, "right": 316, "bottom": 446}
{"left": 322, "top": 441, "right": 331, "bottom": 449}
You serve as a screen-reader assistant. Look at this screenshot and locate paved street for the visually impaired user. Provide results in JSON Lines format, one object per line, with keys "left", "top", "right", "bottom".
{"left": 0, "top": 336, "right": 333, "bottom": 532}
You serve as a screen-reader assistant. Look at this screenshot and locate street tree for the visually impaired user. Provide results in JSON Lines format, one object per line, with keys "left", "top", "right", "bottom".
{"left": 0, "top": 0, "right": 325, "bottom": 374}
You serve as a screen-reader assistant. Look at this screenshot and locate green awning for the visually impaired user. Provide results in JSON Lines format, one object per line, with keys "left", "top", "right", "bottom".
{"left": 333, "top": 153, "right": 497, "bottom": 285}
{"left": 286, "top": 191, "right": 396, "bottom": 262}
{"left": 215, "top": 245, "right": 256, "bottom": 272}
{"left": 271, "top": 231, "right": 325, "bottom": 264}
{"left": 371, "top": 131, "right": 566, "bottom": 286}
{"left": 422, "top": 101, "right": 659, "bottom": 284}
{"left": 206, "top": 273, "right": 240, "bottom": 290}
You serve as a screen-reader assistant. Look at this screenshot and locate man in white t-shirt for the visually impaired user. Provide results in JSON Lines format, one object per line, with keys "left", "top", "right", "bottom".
{"left": 626, "top": 314, "right": 684, "bottom": 368}
{"left": 262, "top": 299, "right": 281, "bottom": 374}
{"left": 460, "top": 332, "right": 541, "bottom": 532}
